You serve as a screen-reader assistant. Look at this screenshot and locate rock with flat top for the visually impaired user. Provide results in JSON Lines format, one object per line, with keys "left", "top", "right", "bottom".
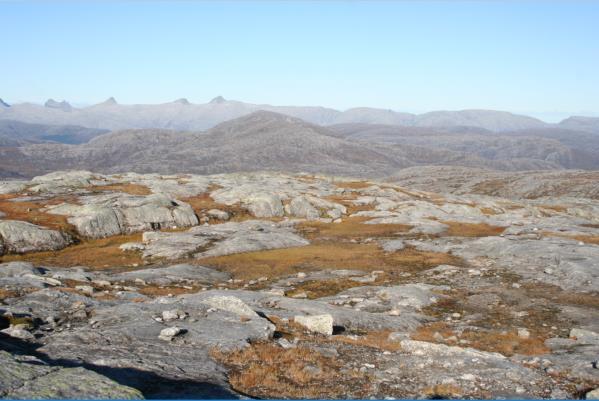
{"left": 0, "top": 220, "right": 70, "bottom": 255}
{"left": 294, "top": 314, "right": 334, "bottom": 335}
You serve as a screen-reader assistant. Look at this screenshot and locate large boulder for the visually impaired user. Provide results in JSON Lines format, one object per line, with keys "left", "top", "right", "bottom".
{"left": 0, "top": 350, "right": 143, "bottom": 399}
{"left": 132, "top": 220, "right": 310, "bottom": 260}
{"left": 47, "top": 194, "right": 199, "bottom": 238}
{"left": 243, "top": 193, "right": 284, "bottom": 218}
{"left": 287, "top": 196, "right": 320, "bottom": 219}
{"left": 0, "top": 220, "right": 70, "bottom": 255}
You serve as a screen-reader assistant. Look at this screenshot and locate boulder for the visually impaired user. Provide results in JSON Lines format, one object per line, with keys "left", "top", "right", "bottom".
{"left": 201, "top": 296, "right": 258, "bottom": 318}
{"left": 243, "top": 193, "right": 284, "bottom": 218}
{"left": 294, "top": 314, "right": 334, "bottom": 336}
{"left": 288, "top": 196, "right": 320, "bottom": 219}
{"left": 0, "top": 351, "right": 142, "bottom": 399}
{"left": 0, "top": 220, "right": 70, "bottom": 255}
{"left": 206, "top": 209, "right": 230, "bottom": 221}
{"left": 47, "top": 193, "right": 199, "bottom": 238}
{"left": 134, "top": 220, "right": 309, "bottom": 260}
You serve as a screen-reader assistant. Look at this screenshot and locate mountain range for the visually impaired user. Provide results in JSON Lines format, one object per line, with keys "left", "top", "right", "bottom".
{"left": 2, "top": 96, "right": 598, "bottom": 133}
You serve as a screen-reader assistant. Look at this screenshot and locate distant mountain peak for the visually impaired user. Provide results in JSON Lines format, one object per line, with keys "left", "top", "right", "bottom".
{"left": 209, "top": 96, "right": 226, "bottom": 104}
{"left": 174, "top": 98, "right": 190, "bottom": 105}
{"left": 100, "top": 97, "right": 118, "bottom": 106}
{"left": 44, "top": 99, "right": 72, "bottom": 112}
{"left": 0, "top": 98, "right": 9, "bottom": 108}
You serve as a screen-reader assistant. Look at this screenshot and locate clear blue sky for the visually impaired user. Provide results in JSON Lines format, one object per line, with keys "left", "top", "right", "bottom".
{"left": 1, "top": 1, "right": 598, "bottom": 120}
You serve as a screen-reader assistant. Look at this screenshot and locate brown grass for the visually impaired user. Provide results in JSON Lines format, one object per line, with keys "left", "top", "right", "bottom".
{"left": 0, "top": 288, "right": 19, "bottom": 302}
{"left": 332, "top": 330, "right": 402, "bottom": 352}
{"left": 479, "top": 207, "right": 500, "bottom": 216}
{"left": 138, "top": 285, "right": 200, "bottom": 297}
{"left": 285, "top": 278, "right": 368, "bottom": 299}
{"left": 441, "top": 221, "right": 506, "bottom": 237}
{"left": 544, "top": 232, "right": 599, "bottom": 245}
{"left": 0, "top": 233, "right": 144, "bottom": 269}
{"left": 198, "top": 243, "right": 461, "bottom": 281}
{"left": 211, "top": 342, "right": 370, "bottom": 399}
{"left": 323, "top": 194, "right": 376, "bottom": 215}
{"left": 0, "top": 194, "right": 78, "bottom": 233}
{"left": 539, "top": 204, "right": 568, "bottom": 213}
{"left": 180, "top": 192, "right": 253, "bottom": 222}
{"left": 422, "top": 384, "right": 464, "bottom": 399}
{"left": 298, "top": 216, "right": 411, "bottom": 241}
{"left": 334, "top": 181, "right": 373, "bottom": 190}
{"left": 88, "top": 183, "right": 152, "bottom": 196}
{"left": 411, "top": 322, "right": 550, "bottom": 356}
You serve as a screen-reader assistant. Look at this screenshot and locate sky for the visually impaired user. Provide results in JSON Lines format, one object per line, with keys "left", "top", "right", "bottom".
{"left": 1, "top": 0, "right": 598, "bottom": 121}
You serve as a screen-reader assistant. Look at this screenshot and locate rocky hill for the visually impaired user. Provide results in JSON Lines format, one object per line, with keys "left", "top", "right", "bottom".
{"left": 330, "top": 123, "right": 599, "bottom": 170}
{"left": 0, "top": 120, "right": 108, "bottom": 145}
{"left": 0, "top": 111, "right": 592, "bottom": 179}
{"left": 0, "top": 169, "right": 598, "bottom": 399}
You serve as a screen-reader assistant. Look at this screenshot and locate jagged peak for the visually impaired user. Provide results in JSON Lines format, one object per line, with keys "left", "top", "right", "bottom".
{"left": 209, "top": 96, "right": 226, "bottom": 104}
{"left": 100, "top": 97, "right": 118, "bottom": 106}
{"left": 44, "top": 98, "right": 72, "bottom": 111}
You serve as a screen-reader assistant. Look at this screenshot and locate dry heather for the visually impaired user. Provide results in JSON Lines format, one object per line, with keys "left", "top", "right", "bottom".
{"left": 211, "top": 342, "right": 371, "bottom": 399}
{"left": 412, "top": 322, "right": 550, "bottom": 356}
{"left": 0, "top": 233, "right": 144, "bottom": 269}
{"left": 298, "top": 216, "right": 411, "bottom": 241}
{"left": 334, "top": 180, "right": 373, "bottom": 190}
{"left": 180, "top": 190, "right": 256, "bottom": 223}
{"left": 331, "top": 330, "right": 402, "bottom": 352}
{"left": 544, "top": 231, "right": 599, "bottom": 246}
{"left": 0, "top": 194, "right": 78, "bottom": 233}
{"left": 440, "top": 221, "right": 506, "bottom": 237}
{"left": 198, "top": 243, "right": 462, "bottom": 281}
{"left": 87, "top": 182, "right": 152, "bottom": 195}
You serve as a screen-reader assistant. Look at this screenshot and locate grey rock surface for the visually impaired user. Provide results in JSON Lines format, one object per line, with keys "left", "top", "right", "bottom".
{"left": 0, "top": 350, "right": 143, "bottom": 399}
{"left": 0, "top": 220, "right": 70, "bottom": 255}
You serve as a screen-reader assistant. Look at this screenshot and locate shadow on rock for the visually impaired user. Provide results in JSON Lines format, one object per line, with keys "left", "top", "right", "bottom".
{"left": 0, "top": 332, "right": 240, "bottom": 399}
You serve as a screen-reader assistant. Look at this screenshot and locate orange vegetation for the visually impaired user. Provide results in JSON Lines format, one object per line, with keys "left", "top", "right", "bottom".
{"left": 198, "top": 243, "right": 461, "bottom": 281}
{"left": 298, "top": 216, "right": 411, "bottom": 241}
{"left": 0, "top": 194, "right": 78, "bottom": 233}
{"left": 0, "top": 233, "right": 144, "bottom": 269}
{"left": 211, "top": 342, "right": 369, "bottom": 399}
{"left": 441, "top": 221, "right": 506, "bottom": 237}
{"left": 411, "top": 322, "right": 550, "bottom": 356}
{"left": 88, "top": 183, "right": 152, "bottom": 196}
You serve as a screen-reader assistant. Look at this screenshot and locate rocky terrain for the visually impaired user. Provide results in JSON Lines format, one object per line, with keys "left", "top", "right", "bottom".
{"left": 2, "top": 111, "right": 599, "bottom": 180}
{"left": 1, "top": 169, "right": 599, "bottom": 399}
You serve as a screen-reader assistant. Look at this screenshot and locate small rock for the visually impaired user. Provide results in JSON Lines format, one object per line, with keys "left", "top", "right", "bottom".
{"left": 75, "top": 285, "right": 94, "bottom": 296}
{"left": 461, "top": 373, "right": 477, "bottom": 381}
{"left": 296, "top": 272, "right": 307, "bottom": 279}
{"left": 201, "top": 295, "right": 258, "bottom": 318}
{"left": 162, "top": 309, "right": 187, "bottom": 322}
{"left": 206, "top": 209, "right": 230, "bottom": 221}
{"left": 92, "top": 279, "right": 112, "bottom": 287}
{"left": 1, "top": 326, "right": 35, "bottom": 340}
{"left": 158, "top": 326, "right": 183, "bottom": 341}
{"left": 518, "top": 328, "right": 531, "bottom": 339}
{"left": 586, "top": 388, "right": 599, "bottom": 399}
{"left": 294, "top": 314, "right": 334, "bottom": 336}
